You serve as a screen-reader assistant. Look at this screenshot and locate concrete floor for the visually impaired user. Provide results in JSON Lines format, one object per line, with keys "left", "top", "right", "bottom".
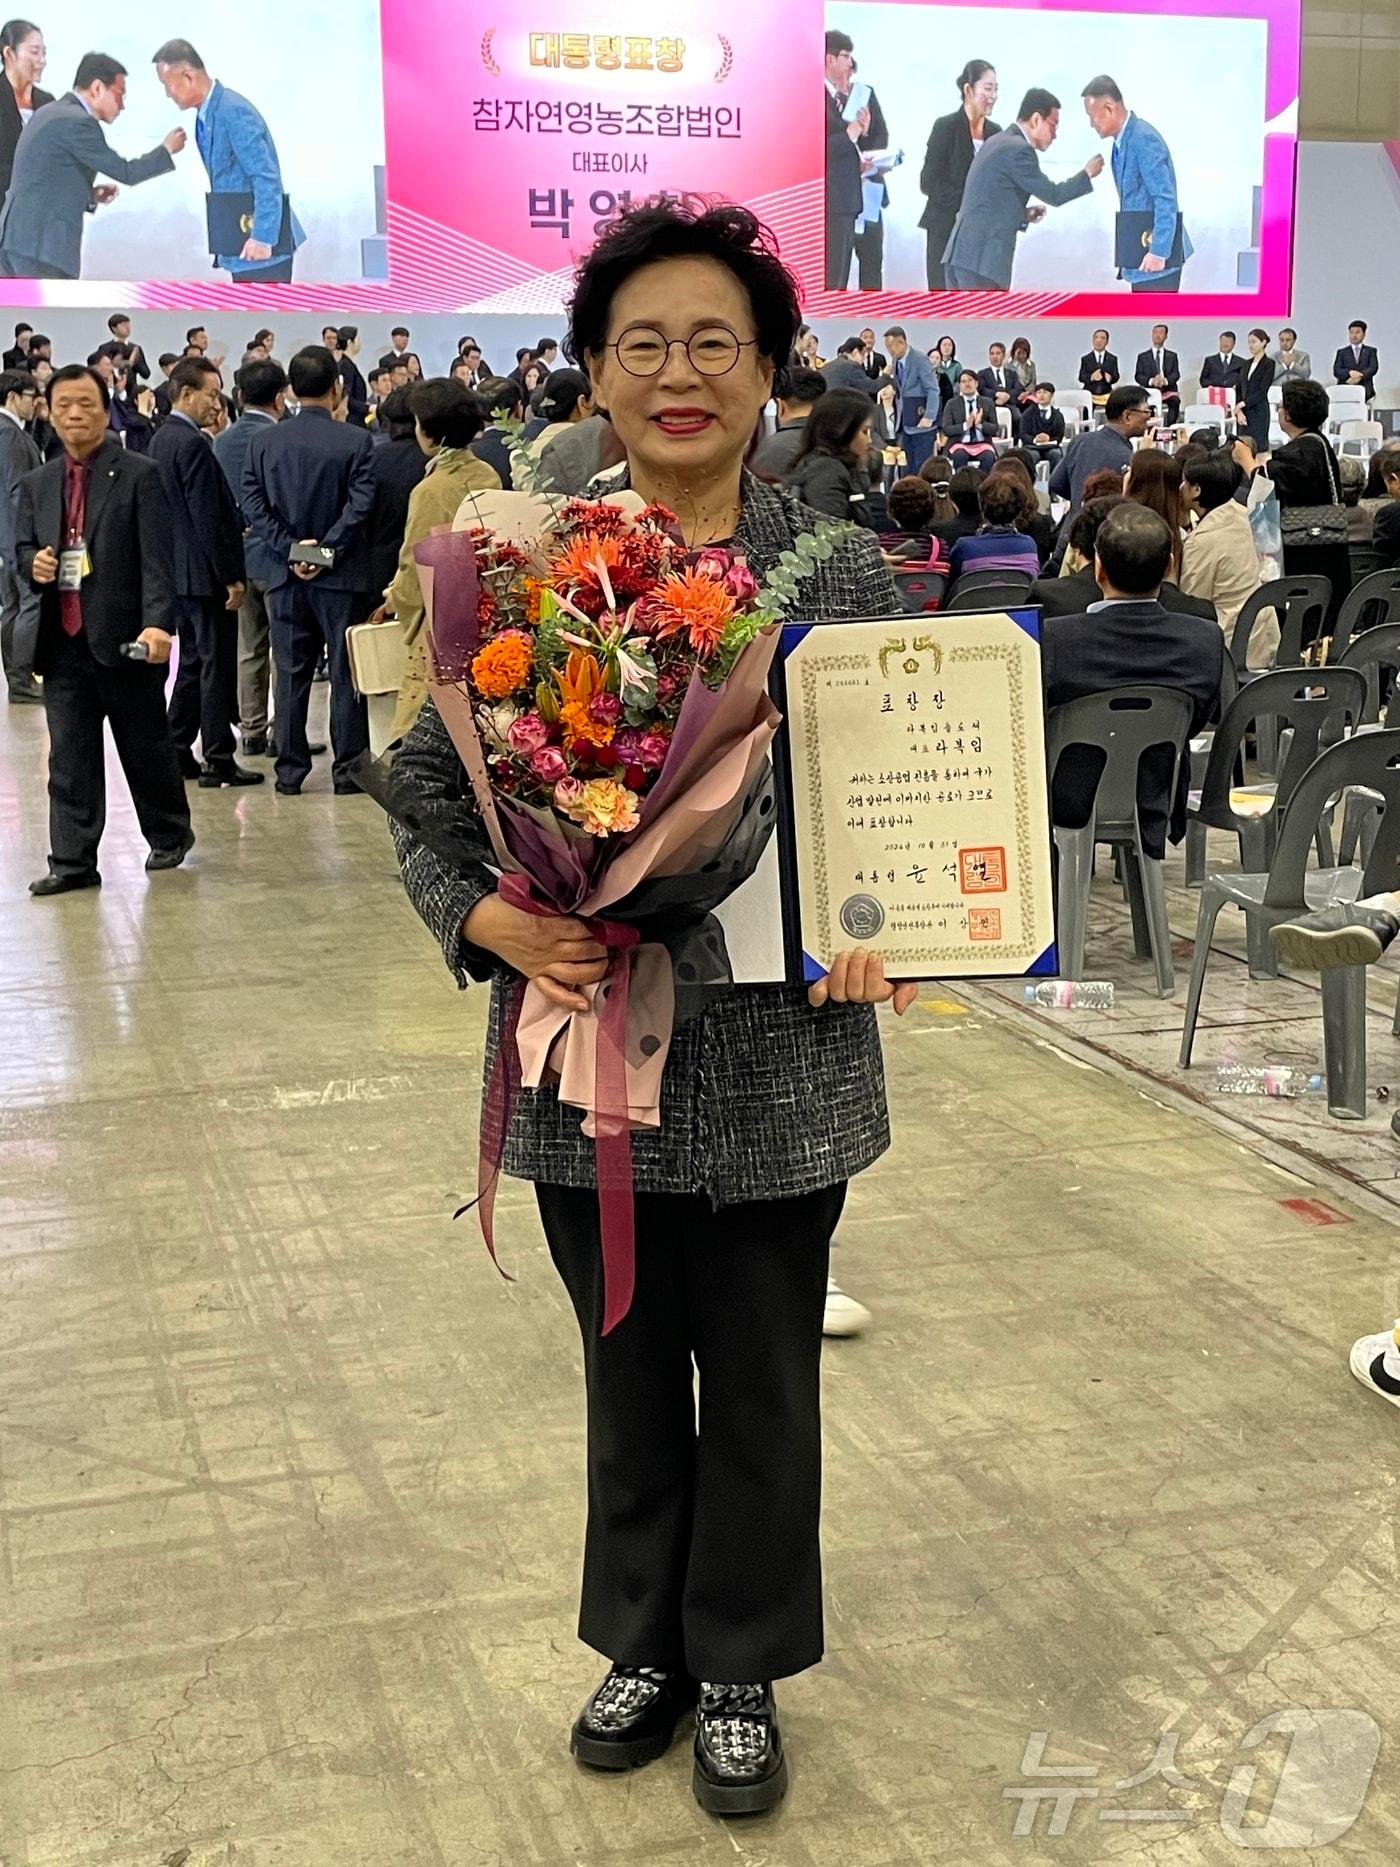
{"left": 1, "top": 693, "right": 1398, "bottom": 1866}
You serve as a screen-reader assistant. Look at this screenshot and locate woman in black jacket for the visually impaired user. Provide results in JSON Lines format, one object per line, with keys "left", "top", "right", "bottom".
{"left": 1234, "top": 327, "right": 1276, "bottom": 454}
{"left": 918, "top": 59, "right": 1001, "bottom": 290}
{"left": 784, "top": 387, "right": 877, "bottom": 526}
{"left": 0, "top": 19, "right": 52, "bottom": 203}
{"left": 1235, "top": 376, "right": 1350, "bottom": 631}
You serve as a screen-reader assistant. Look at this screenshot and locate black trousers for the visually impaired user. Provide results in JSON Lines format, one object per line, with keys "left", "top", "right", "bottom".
{"left": 266, "top": 582, "right": 369, "bottom": 788}
{"left": 825, "top": 211, "right": 856, "bottom": 291}
{"left": 854, "top": 214, "right": 884, "bottom": 290}
{"left": 924, "top": 214, "right": 955, "bottom": 290}
{"left": 41, "top": 625, "right": 190, "bottom": 877}
{"left": 537, "top": 1182, "right": 845, "bottom": 1683}
{"left": 167, "top": 593, "right": 237, "bottom": 763}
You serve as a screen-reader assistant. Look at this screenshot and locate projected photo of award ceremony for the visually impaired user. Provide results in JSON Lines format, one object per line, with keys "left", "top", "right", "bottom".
{"left": 3, "top": 0, "right": 1400, "bottom": 1860}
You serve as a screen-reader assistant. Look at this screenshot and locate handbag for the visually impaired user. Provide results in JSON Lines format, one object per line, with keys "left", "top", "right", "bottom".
{"left": 1245, "top": 476, "right": 1283, "bottom": 579}
{"left": 1276, "top": 435, "right": 1346, "bottom": 548}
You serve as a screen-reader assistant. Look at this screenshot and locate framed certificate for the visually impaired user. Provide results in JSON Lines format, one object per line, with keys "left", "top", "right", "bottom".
{"left": 711, "top": 608, "right": 1057, "bottom": 984}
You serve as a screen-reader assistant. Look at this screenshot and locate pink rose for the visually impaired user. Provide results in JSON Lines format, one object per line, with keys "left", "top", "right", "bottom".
{"left": 723, "top": 559, "right": 759, "bottom": 603}
{"left": 694, "top": 548, "right": 732, "bottom": 582}
{"left": 506, "top": 712, "right": 551, "bottom": 755}
{"left": 637, "top": 731, "right": 670, "bottom": 771}
{"left": 555, "top": 776, "right": 586, "bottom": 816}
{"left": 589, "top": 692, "right": 623, "bottom": 725}
{"left": 531, "top": 746, "right": 569, "bottom": 784}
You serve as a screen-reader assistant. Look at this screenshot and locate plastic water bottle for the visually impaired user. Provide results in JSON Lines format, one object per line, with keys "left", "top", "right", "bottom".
{"left": 1214, "top": 1064, "right": 1325, "bottom": 1098}
{"left": 1024, "top": 981, "right": 1116, "bottom": 1009}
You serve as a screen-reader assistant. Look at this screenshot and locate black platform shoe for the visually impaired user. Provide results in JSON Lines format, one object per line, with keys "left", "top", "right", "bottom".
{"left": 570, "top": 1666, "right": 698, "bottom": 1770}
{"left": 693, "top": 1682, "right": 788, "bottom": 1816}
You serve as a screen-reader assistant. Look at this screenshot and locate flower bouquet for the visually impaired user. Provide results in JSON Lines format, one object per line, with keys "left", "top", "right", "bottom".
{"left": 400, "top": 465, "right": 838, "bottom": 1332}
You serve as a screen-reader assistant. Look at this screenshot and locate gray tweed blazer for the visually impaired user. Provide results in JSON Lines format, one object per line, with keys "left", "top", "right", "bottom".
{"left": 391, "top": 474, "right": 899, "bottom": 1201}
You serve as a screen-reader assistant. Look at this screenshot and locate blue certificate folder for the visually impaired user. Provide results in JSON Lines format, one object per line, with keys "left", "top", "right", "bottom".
{"left": 769, "top": 608, "right": 1058, "bottom": 986}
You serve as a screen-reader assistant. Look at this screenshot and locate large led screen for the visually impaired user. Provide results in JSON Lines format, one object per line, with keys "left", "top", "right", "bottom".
{"left": 0, "top": 1, "right": 1299, "bottom": 315}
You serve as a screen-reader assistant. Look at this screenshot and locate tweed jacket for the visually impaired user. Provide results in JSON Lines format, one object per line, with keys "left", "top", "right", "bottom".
{"left": 391, "top": 474, "right": 899, "bottom": 1201}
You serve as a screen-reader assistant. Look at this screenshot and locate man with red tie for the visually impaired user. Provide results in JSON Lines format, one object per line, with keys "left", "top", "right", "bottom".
{"left": 15, "top": 363, "right": 191, "bottom": 895}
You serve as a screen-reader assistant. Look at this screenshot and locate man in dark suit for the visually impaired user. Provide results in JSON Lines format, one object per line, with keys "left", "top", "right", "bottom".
{"left": 1041, "top": 503, "right": 1224, "bottom": 858}
{"left": 1078, "top": 330, "right": 1119, "bottom": 403}
{"left": 214, "top": 358, "right": 287, "bottom": 758}
{"left": 823, "top": 338, "right": 879, "bottom": 395}
{"left": 978, "top": 343, "right": 1020, "bottom": 409}
{"left": 858, "top": 328, "right": 887, "bottom": 382}
{"left": 2, "top": 321, "right": 31, "bottom": 370}
{"left": 943, "top": 88, "right": 1102, "bottom": 290}
{"left": 941, "top": 368, "right": 1000, "bottom": 472}
{"left": 0, "top": 53, "right": 185, "bottom": 279}
{"left": 848, "top": 64, "right": 890, "bottom": 290}
{"left": 1199, "top": 333, "right": 1243, "bottom": 395}
{"left": 1134, "top": 323, "right": 1181, "bottom": 424}
{"left": 0, "top": 368, "right": 42, "bottom": 700}
{"left": 1334, "top": 321, "right": 1379, "bottom": 401}
{"left": 365, "top": 385, "right": 428, "bottom": 597}
{"left": 150, "top": 357, "right": 257, "bottom": 788}
{"left": 1018, "top": 382, "right": 1066, "bottom": 467}
{"left": 242, "top": 345, "right": 375, "bottom": 796}
{"left": 824, "top": 30, "right": 865, "bottom": 290}
{"left": 15, "top": 364, "right": 192, "bottom": 892}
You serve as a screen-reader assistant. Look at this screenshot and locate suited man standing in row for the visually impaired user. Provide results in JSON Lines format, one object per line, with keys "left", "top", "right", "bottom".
{"left": 943, "top": 89, "right": 1102, "bottom": 291}
{"left": 16, "top": 365, "right": 192, "bottom": 893}
{"left": 1078, "top": 329, "right": 1119, "bottom": 404}
{"left": 1199, "top": 333, "right": 1243, "bottom": 395}
{"left": 823, "top": 29, "right": 866, "bottom": 290}
{"left": 242, "top": 346, "right": 375, "bottom": 797}
{"left": 0, "top": 368, "right": 42, "bottom": 702}
{"left": 1135, "top": 323, "right": 1181, "bottom": 424}
{"left": 152, "top": 357, "right": 261, "bottom": 790}
{"left": 214, "top": 359, "right": 288, "bottom": 758}
{"left": 0, "top": 52, "right": 185, "bottom": 279}
{"left": 1334, "top": 321, "right": 1378, "bottom": 401}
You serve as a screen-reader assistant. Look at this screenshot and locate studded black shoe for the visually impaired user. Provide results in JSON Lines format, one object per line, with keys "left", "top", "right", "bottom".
{"left": 570, "top": 1665, "right": 698, "bottom": 1770}
{"left": 692, "top": 1682, "right": 788, "bottom": 1815}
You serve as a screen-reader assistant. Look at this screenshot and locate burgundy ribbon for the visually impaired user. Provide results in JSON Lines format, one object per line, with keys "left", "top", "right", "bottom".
{"left": 469, "top": 872, "right": 641, "bottom": 1337}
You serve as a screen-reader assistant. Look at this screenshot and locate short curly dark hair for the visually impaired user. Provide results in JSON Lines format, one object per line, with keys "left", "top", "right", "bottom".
{"left": 1281, "top": 376, "right": 1331, "bottom": 432}
{"left": 564, "top": 201, "right": 801, "bottom": 372}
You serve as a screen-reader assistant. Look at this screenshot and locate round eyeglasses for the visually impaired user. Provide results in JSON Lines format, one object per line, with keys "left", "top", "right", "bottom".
{"left": 607, "top": 326, "right": 758, "bottom": 378}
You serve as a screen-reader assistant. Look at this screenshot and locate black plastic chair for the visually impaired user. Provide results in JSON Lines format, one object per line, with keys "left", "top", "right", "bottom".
{"left": 951, "top": 566, "right": 1033, "bottom": 595}
{"left": 1180, "top": 730, "right": 1400, "bottom": 1118}
{"left": 1329, "top": 624, "right": 1400, "bottom": 862}
{"left": 1328, "top": 568, "right": 1400, "bottom": 662}
{"left": 1046, "top": 686, "right": 1194, "bottom": 996}
{"left": 1183, "top": 667, "right": 1365, "bottom": 932}
{"left": 944, "top": 580, "right": 1037, "bottom": 615}
{"left": 1229, "top": 575, "right": 1332, "bottom": 675}
{"left": 891, "top": 565, "right": 948, "bottom": 614}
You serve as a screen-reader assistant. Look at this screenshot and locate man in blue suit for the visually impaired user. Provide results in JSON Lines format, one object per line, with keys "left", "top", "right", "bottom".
{"left": 214, "top": 358, "right": 288, "bottom": 757}
{"left": 878, "top": 326, "right": 941, "bottom": 471}
{"left": 1082, "top": 75, "right": 1191, "bottom": 293}
{"left": 241, "top": 347, "right": 375, "bottom": 795}
{"left": 153, "top": 38, "right": 304, "bottom": 284}
{"left": 943, "top": 89, "right": 1102, "bottom": 291}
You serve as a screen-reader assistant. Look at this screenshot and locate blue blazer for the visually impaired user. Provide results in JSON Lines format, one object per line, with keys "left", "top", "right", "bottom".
{"left": 1111, "top": 112, "right": 1192, "bottom": 284}
{"left": 195, "top": 80, "right": 305, "bottom": 276}
{"left": 213, "top": 408, "right": 283, "bottom": 584}
{"left": 241, "top": 407, "right": 376, "bottom": 593}
{"left": 883, "top": 348, "right": 940, "bottom": 435}
{"left": 943, "top": 125, "right": 1094, "bottom": 290}
{"left": 150, "top": 412, "right": 245, "bottom": 597}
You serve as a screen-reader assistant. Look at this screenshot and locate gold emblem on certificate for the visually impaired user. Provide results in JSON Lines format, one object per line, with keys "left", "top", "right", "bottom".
{"left": 779, "top": 610, "right": 1056, "bottom": 980}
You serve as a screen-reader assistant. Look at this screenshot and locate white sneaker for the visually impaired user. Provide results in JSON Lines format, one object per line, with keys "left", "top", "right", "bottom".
{"left": 823, "top": 1276, "right": 871, "bottom": 1338}
{"left": 1349, "top": 1322, "right": 1400, "bottom": 1410}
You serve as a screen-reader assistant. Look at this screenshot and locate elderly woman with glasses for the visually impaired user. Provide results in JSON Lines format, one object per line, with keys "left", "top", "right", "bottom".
{"left": 389, "top": 202, "right": 916, "bottom": 1819}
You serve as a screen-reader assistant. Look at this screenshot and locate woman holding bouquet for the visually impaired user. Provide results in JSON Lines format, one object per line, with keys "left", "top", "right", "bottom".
{"left": 391, "top": 202, "right": 915, "bottom": 1817}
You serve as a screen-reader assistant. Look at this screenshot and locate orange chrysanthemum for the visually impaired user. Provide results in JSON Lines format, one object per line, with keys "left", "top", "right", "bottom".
{"left": 521, "top": 576, "right": 547, "bottom": 626}
{"left": 648, "top": 568, "right": 736, "bottom": 658}
{"left": 560, "top": 700, "right": 615, "bottom": 751}
{"left": 471, "top": 632, "right": 533, "bottom": 699}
